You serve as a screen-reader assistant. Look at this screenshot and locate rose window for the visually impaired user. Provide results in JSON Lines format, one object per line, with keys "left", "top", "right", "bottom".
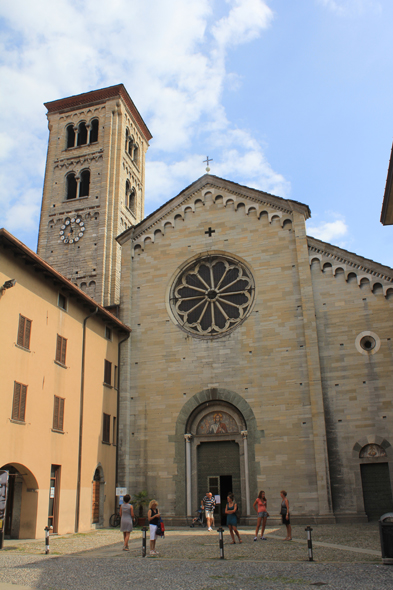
{"left": 170, "top": 255, "right": 255, "bottom": 338}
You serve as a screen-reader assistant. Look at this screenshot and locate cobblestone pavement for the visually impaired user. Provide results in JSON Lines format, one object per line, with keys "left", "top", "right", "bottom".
{"left": 0, "top": 524, "right": 391, "bottom": 590}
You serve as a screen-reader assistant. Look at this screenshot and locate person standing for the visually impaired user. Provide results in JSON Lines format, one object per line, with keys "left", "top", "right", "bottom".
{"left": 119, "top": 494, "right": 135, "bottom": 551}
{"left": 280, "top": 490, "right": 292, "bottom": 540}
{"left": 202, "top": 491, "right": 216, "bottom": 531}
{"left": 225, "top": 493, "right": 242, "bottom": 544}
{"left": 253, "top": 490, "right": 268, "bottom": 541}
{"left": 148, "top": 499, "right": 161, "bottom": 555}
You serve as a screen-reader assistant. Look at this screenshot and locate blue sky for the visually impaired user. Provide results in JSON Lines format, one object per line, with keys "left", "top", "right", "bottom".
{"left": 1, "top": 0, "right": 393, "bottom": 266}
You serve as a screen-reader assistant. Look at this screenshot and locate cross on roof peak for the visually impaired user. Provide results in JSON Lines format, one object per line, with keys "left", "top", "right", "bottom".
{"left": 203, "top": 156, "right": 213, "bottom": 174}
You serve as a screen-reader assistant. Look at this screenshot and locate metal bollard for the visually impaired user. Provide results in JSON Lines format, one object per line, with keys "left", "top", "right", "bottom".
{"left": 305, "top": 526, "right": 313, "bottom": 561}
{"left": 44, "top": 526, "right": 53, "bottom": 555}
{"left": 142, "top": 526, "right": 147, "bottom": 557}
{"left": 217, "top": 527, "right": 225, "bottom": 560}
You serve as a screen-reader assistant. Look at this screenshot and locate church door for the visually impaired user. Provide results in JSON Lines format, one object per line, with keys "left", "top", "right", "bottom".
{"left": 360, "top": 463, "right": 393, "bottom": 520}
{"left": 197, "top": 440, "right": 241, "bottom": 525}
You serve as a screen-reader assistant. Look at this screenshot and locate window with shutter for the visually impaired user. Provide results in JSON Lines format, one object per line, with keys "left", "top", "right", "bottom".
{"left": 53, "top": 396, "right": 65, "bottom": 431}
{"left": 104, "top": 360, "right": 112, "bottom": 385}
{"left": 11, "top": 381, "right": 27, "bottom": 421}
{"left": 103, "top": 413, "right": 110, "bottom": 443}
{"left": 17, "top": 315, "right": 32, "bottom": 349}
{"left": 55, "top": 335, "right": 67, "bottom": 365}
{"left": 113, "top": 416, "right": 117, "bottom": 445}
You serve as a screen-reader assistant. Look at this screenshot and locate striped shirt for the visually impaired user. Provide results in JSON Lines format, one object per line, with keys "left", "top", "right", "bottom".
{"left": 203, "top": 496, "right": 216, "bottom": 511}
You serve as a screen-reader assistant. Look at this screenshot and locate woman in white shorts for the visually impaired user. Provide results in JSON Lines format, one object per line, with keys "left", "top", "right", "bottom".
{"left": 147, "top": 499, "right": 161, "bottom": 555}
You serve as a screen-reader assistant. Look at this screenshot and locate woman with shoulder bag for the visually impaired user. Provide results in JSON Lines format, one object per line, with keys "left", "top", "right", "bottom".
{"left": 120, "top": 494, "right": 135, "bottom": 551}
{"left": 280, "top": 490, "right": 292, "bottom": 541}
{"left": 148, "top": 500, "right": 161, "bottom": 555}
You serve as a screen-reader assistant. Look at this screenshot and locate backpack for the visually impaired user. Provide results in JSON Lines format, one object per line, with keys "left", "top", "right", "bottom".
{"left": 156, "top": 517, "right": 165, "bottom": 538}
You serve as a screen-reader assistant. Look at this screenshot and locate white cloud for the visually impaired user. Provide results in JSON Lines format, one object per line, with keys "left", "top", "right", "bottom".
{"left": 307, "top": 217, "right": 349, "bottom": 243}
{"left": 317, "top": 0, "right": 381, "bottom": 16}
{"left": 0, "top": 0, "right": 283, "bottom": 248}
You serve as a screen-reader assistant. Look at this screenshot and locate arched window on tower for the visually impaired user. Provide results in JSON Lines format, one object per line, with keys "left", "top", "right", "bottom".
{"left": 89, "top": 119, "right": 99, "bottom": 143}
{"left": 66, "top": 173, "right": 77, "bottom": 200}
{"left": 125, "top": 128, "right": 130, "bottom": 152}
{"left": 128, "top": 135, "right": 134, "bottom": 157}
{"left": 77, "top": 122, "right": 88, "bottom": 146}
{"left": 129, "top": 187, "right": 136, "bottom": 214}
{"left": 133, "top": 143, "right": 139, "bottom": 166}
{"left": 79, "top": 170, "right": 90, "bottom": 197}
{"left": 125, "top": 179, "right": 131, "bottom": 207}
{"left": 66, "top": 124, "right": 75, "bottom": 149}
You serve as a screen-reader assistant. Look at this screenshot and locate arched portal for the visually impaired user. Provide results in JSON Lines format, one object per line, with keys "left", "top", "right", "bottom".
{"left": 174, "top": 388, "right": 261, "bottom": 523}
{"left": 187, "top": 402, "right": 247, "bottom": 525}
{"left": 92, "top": 465, "right": 105, "bottom": 527}
{"left": 0, "top": 463, "right": 38, "bottom": 539}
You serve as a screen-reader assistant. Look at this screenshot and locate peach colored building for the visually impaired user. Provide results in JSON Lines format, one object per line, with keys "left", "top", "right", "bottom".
{"left": 0, "top": 229, "right": 130, "bottom": 538}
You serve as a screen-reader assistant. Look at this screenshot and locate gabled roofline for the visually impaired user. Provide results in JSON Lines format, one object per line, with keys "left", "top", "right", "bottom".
{"left": 44, "top": 84, "right": 152, "bottom": 143}
{"left": 117, "top": 174, "right": 311, "bottom": 245}
{"left": 0, "top": 229, "right": 131, "bottom": 333}
{"left": 308, "top": 235, "right": 393, "bottom": 280}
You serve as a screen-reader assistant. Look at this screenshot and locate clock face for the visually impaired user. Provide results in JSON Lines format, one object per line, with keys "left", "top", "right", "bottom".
{"left": 59, "top": 217, "right": 86, "bottom": 244}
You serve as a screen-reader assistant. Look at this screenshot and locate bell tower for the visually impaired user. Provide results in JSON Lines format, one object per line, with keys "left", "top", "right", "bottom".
{"left": 37, "top": 84, "right": 152, "bottom": 306}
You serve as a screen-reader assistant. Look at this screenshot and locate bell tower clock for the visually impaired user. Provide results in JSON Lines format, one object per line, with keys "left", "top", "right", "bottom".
{"left": 37, "top": 84, "right": 152, "bottom": 306}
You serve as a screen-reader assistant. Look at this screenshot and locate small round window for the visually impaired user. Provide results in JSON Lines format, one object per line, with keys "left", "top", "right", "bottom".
{"left": 360, "top": 336, "right": 376, "bottom": 352}
{"left": 169, "top": 254, "right": 255, "bottom": 338}
{"left": 355, "top": 331, "right": 381, "bottom": 356}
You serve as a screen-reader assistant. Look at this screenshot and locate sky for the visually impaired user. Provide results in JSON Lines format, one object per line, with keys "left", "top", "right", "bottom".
{"left": 1, "top": 0, "right": 393, "bottom": 266}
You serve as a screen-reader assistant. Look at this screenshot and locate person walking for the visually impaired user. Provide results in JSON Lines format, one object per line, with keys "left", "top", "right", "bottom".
{"left": 119, "top": 494, "right": 135, "bottom": 551}
{"left": 202, "top": 491, "right": 216, "bottom": 531}
{"left": 148, "top": 499, "right": 161, "bottom": 555}
{"left": 280, "top": 490, "right": 292, "bottom": 540}
{"left": 253, "top": 490, "right": 268, "bottom": 541}
{"left": 225, "top": 493, "right": 242, "bottom": 544}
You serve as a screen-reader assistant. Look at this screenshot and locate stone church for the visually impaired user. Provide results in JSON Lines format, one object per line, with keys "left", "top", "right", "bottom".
{"left": 37, "top": 84, "right": 393, "bottom": 525}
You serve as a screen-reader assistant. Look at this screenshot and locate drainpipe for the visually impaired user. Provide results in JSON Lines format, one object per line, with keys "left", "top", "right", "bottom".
{"left": 115, "top": 332, "right": 131, "bottom": 508}
{"left": 75, "top": 307, "right": 99, "bottom": 533}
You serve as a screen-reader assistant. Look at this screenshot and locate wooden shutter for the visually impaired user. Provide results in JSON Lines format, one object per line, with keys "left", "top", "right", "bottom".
{"left": 24, "top": 319, "right": 31, "bottom": 349}
{"left": 17, "top": 315, "right": 32, "bottom": 349}
{"left": 56, "top": 335, "right": 67, "bottom": 365}
{"left": 103, "top": 413, "right": 110, "bottom": 442}
{"left": 56, "top": 335, "right": 62, "bottom": 362}
{"left": 61, "top": 338, "right": 67, "bottom": 365}
{"left": 104, "top": 360, "right": 111, "bottom": 385}
{"left": 58, "top": 397, "right": 64, "bottom": 431}
{"left": 53, "top": 396, "right": 65, "bottom": 431}
{"left": 12, "top": 382, "right": 27, "bottom": 421}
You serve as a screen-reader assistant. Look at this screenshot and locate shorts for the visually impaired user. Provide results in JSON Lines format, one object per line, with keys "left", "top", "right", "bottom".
{"left": 281, "top": 514, "right": 290, "bottom": 525}
{"left": 205, "top": 510, "right": 214, "bottom": 519}
{"left": 150, "top": 524, "right": 158, "bottom": 540}
{"left": 258, "top": 511, "right": 268, "bottom": 519}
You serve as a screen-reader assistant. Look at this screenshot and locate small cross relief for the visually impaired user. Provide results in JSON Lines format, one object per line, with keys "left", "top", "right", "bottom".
{"left": 205, "top": 227, "right": 215, "bottom": 237}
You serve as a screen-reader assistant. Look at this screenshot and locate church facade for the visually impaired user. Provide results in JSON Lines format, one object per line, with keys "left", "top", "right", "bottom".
{"left": 37, "top": 85, "right": 393, "bottom": 526}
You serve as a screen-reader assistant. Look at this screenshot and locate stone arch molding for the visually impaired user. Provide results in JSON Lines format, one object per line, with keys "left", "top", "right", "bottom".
{"left": 172, "top": 387, "right": 262, "bottom": 519}
{"left": 309, "top": 254, "right": 393, "bottom": 299}
{"left": 131, "top": 189, "right": 293, "bottom": 256}
{"left": 352, "top": 435, "right": 392, "bottom": 459}
{"left": 175, "top": 387, "right": 260, "bottom": 437}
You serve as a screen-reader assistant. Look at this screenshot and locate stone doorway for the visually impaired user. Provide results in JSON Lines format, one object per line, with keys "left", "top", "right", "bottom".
{"left": 91, "top": 465, "right": 105, "bottom": 527}
{"left": 361, "top": 463, "right": 393, "bottom": 520}
{"left": 197, "top": 441, "right": 241, "bottom": 525}
{"left": 185, "top": 400, "right": 250, "bottom": 521}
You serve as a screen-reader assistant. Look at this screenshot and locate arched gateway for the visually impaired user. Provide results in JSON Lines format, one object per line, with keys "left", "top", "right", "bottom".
{"left": 174, "top": 388, "right": 262, "bottom": 523}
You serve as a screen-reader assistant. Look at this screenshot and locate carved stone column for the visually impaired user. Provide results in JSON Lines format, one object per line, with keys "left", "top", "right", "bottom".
{"left": 185, "top": 434, "right": 192, "bottom": 516}
{"left": 241, "top": 430, "right": 250, "bottom": 515}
